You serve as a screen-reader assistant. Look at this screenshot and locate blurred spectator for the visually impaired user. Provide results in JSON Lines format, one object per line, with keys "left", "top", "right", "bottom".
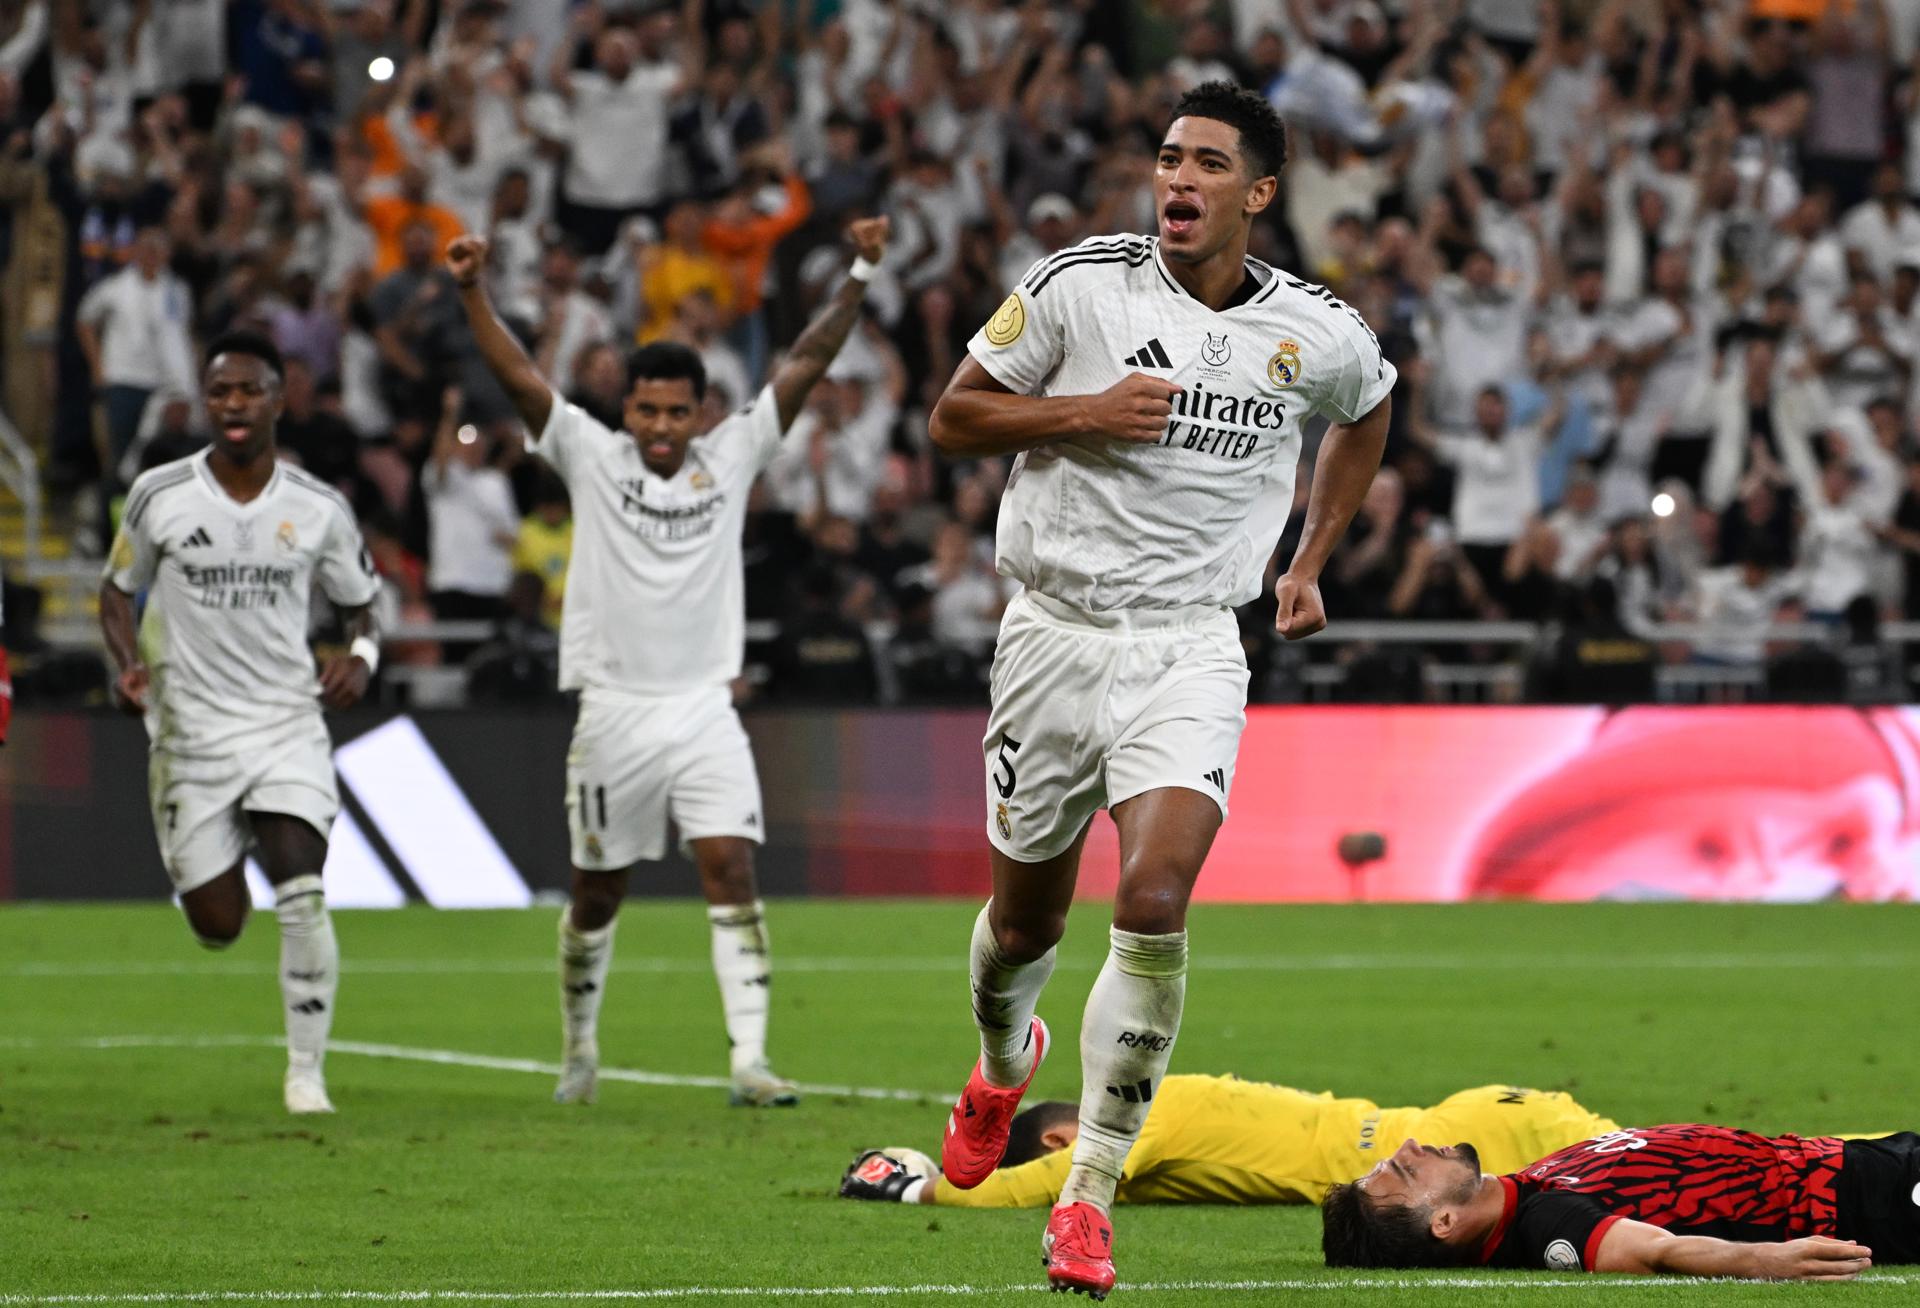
{"left": 1692, "top": 551, "right": 1790, "bottom": 667}
{"left": 512, "top": 473, "right": 572, "bottom": 632}
{"left": 75, "top": 225, "right": 195, "bottom": 473}
{"left": 550, "top": 9, "right": 700, "bottom": 254}
{"left": 773, "top": 563, "right": 877, "bottom": 702}
{"left": 422, "top": 387, "right": 517, "bottom": 639}
{"left": 1410, "top": 383, "right": 1563, "bottom": 588}
{"left": 466, "top": 571, "right": 563, "bottom": 701}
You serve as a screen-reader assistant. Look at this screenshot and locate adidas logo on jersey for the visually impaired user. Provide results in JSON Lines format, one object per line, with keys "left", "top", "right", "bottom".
{"left": 179, "top": 526, "right": 213, "bottom": 549}
{"left": 1123, "top": 338, "right": 1173, "bottom": 369}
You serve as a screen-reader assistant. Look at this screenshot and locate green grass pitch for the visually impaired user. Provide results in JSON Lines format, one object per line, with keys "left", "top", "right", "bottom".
{"left": 4, "top": 900, "right": 1920, "bottom": 1307}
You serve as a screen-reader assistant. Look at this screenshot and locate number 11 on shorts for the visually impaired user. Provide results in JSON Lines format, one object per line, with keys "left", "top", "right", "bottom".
{"left": 577, "top": 784, "right": 608, "bottom": 830}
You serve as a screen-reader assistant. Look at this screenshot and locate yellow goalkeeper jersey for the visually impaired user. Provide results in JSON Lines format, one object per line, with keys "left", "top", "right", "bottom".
{"left": 930, "top": 1077, "right": 1618, "bottom": 1209}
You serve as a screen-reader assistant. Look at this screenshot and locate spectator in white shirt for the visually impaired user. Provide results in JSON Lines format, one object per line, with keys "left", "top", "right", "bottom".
{"left": 1544, "top": 465, "right": 1610, "bottom": 582}
{"left": 423, "top": 387, "right": 520, "bottom": 641}
{"left": 1813, "top": 272, "right": 1916, "bottom": 413}
{"left": 550, "top": 13, "right": 702, "bottom": 254}
{"left": 1692, "top": 552, "right": 1789, "bottom": 667}
{"left": 75, "top": 226, "right": 196, "bottom": 473}
{"left": 532, "top": 242, "right": 613, "bottom": 396}
{"left": 1412, "top": 382, "right": 1562, "bottom": 586}
{"left": 1797, "top": 460, "right": 1882, "bottom": 619}
{"left": 1419, "top": 244, "right": 1533, "bottom": 428}
{"left": 764, "top": 375, "right": 901, "bottom": 524}
{"left": 1839, "top": 163, "right": 1920, "bottom": 286}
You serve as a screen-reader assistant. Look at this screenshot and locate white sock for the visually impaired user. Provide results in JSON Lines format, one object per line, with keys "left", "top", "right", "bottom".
{"left": 708, "top": 900, "right": 772, "bottom": 1073}
{"left": 559, "top": 908, "right": 615, "bottom": 1059}
{"left": 1059, "top": 926, "right": 1188, "bottom": 1212}
{"left": 275, "top": 874, "right": 337, "bottom": 1072}
{"left": 970, "top": 901, "right": 1056, "bottom": 1087}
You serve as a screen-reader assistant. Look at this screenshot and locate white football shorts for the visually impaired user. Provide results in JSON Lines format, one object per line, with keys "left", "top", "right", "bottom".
{"left": 567, "top": 684, "right": 765, "bottom": 870}
{"left": 148, "top": 716, "right": 340, "bottom": 894}
{"left": 982, "top": 590, "right": 1250, "bottom": 864}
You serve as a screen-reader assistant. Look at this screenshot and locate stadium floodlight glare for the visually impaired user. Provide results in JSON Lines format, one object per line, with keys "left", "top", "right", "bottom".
{"left": 1651, "top": 491, "right": 1676, "bottom": 518}
{"left": 457, "top": 423, "right": 479, "bottom": 445}
{"left": 369, "top": 56, "right": 396, "bottom": 82}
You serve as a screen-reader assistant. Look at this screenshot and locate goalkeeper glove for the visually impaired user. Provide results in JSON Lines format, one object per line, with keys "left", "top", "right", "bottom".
{"left": 839, "top": 1148, "right": 932, "bottom": 1202}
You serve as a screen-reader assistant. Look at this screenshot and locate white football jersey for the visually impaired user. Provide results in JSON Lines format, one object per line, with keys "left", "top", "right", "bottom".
{"left": 106, "top": 452, "right": 381, "bottom": 754}
{"left": 527, "top": 385, "right": 784, "bottom": 695}
{"left": 968, "top": 234, "right": 1396, "bottom": 611}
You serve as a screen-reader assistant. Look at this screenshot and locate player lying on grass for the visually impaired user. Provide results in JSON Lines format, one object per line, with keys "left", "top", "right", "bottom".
{"left": 1321, "top": 1125, "right": 1917, "bottom": 1279}
{"left": 840, "top": 1080, "right": 1616, "bottom": 1208}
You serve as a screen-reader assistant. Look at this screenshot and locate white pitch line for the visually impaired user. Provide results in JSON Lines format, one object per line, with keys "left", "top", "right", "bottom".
{"left": 0, "top": 1034, "right": 942, "bottom": 1103}
{"left": 2, "top": 1276, "right": 1916, "bottom": 1304}
{"left": 8, "top": 952, "right": 1920, "bottom": 979}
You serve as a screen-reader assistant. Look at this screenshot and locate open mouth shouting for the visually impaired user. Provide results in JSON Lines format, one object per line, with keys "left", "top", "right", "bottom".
{"left": 219, "top": 418, "right": 255, "bottom": 445}
{"left": 1162, "top": 197, "right": 1203, "bottom": 241}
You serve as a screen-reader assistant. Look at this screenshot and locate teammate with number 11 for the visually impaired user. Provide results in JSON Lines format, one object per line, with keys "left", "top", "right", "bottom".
{"left": 449, "top": 219, "right": 890, "bottom": 1108}
{"left": 928, "top": 82, "right": 1395, "bottom": 1297}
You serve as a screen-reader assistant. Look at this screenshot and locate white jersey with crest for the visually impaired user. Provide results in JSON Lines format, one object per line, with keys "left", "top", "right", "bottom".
{"left": 527, "top": 385, "right": 785, "bottom": 695}
{"left": 105, "top": 451, "right": 381, "bottom": 754}
{"left": 969, "top": 234, "right": 1396, "bottom": 612}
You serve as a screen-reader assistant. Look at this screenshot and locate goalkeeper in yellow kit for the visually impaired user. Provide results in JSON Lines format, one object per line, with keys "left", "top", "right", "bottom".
{"left": 839, "top": 1077, "right": 1618, "bottom": 1208}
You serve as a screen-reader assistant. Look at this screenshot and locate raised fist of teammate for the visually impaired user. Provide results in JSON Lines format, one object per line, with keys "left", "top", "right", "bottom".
{"left": 445, "top": 235, "right": 490, "bottom": 290}
{"left": 847, "top": 216, "right": 891, "bottom": 264}
{"left": 1082, "top": 372, "right": 1182, "bottom": 445}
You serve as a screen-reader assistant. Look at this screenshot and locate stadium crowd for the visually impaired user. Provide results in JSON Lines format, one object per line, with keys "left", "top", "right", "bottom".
{"left": 9, "top": 0, "right": 1920, "bottom": 703}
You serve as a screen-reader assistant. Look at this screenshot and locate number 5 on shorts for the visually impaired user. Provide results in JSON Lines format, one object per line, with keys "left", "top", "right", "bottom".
{"left": 992, "top": 732, "right": 1022, "bottom": 799}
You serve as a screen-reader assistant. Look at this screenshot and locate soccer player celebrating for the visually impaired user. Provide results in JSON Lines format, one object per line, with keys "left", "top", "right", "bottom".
{"left": 926, "top": 82, "right": 1394, "bottom": 1297}
{"left": 100, "top": 331, "right": 382, "bottom": 1116}
{"left": 840, "top": 1081, "right": 1619, "bottom": 1209}
{"left": 1321, "top": 1125, "right": 1918, "bottom": 1280}
{"left": 447, "top": 218, "right": 890, "bottom": 1109}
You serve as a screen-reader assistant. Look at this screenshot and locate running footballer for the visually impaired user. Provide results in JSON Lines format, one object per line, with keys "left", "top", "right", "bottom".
{"left": 100, "top": 331, "right": 381, "bottom": 1116}
{"left": 926, "top": 82, "right": 1392, "bottom": 1298}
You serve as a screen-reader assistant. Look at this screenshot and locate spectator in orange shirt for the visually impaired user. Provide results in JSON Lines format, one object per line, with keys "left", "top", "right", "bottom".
{"left": 703, "top": 141, "right": 813, "bottom": 384}
{"left": 364, "top": 164, "right": 466, "bottom": 278}
{"left": 635, "top": 200, "right": 734, "bottom": 343}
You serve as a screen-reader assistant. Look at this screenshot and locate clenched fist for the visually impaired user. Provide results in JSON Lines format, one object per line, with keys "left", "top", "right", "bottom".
{"left": 848, "top": 216, "right": 891, "bottom": 264}
{"left": 1080, "top": 372, "right": 1183, "bottom": 445}
{"left": 445, "top": 235, "right": 490, "bottom": 290}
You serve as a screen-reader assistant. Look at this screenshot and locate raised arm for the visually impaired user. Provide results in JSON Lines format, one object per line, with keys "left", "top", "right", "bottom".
{"left": 446, "top": 235, "right": 553, "bottom": 434}
{"left": 1594, "top": 1220, "right": 1871, "bottom": 1280}
{"left": 1276, "top": 394, "right": 1393, "bottom": 638}
{"left": 769, "top": 216, "right": 889, "bottom": 429}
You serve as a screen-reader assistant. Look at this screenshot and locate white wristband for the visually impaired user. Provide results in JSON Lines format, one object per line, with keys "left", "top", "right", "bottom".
{"left": 349, "top": 635, "right": 381, "bottom": 676}
{"left": 849, "top": 256, "right": 878, "bottom": 284}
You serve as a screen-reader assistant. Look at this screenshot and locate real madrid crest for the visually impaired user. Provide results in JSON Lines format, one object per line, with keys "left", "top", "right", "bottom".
{"left": 276, "top": 520, "right": 298, "bottom": 552}
{"left": 1267, "top": 340, "right": 1302, "bottom": 389}
{"left": 690, "top": 469, "right": 714, "bottom": 491}
{"left": 995, "top": 802, "right": 1012, "bottom": 841}
{"left": 983, "top": 293, "right": 1026, "bottom": 348}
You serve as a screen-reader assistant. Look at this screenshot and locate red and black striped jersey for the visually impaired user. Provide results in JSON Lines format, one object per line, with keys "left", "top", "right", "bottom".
{"left": 1481, "top": 1125, "right": 1846, "bottom": 1272}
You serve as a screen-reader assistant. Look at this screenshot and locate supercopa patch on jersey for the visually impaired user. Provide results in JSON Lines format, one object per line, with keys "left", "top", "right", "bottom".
{"left": 984, "top": 293, "right": 1026, "bottom": 348}
{"left": 1267, "top": 340, "right": 1302, "bottom": 389}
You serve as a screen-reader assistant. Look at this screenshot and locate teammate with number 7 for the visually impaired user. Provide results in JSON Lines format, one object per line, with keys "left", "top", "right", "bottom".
{"left": 927, "top": 82, "right": 1395, "bottom": 1298}
{"left": 448, "top": 218, "right": 890, "bottom": 1109}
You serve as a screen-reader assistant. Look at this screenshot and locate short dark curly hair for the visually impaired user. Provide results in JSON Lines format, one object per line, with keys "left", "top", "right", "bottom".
{"left": 1320, "top": 1181, "right": 1462, "bottom": 1269}
{"left": 1168, "top": 81, "right": 1289, "bottom": 179}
